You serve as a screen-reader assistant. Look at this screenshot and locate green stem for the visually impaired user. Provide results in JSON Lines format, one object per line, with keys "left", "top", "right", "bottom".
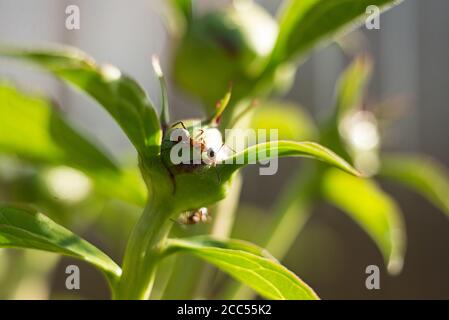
{"left": 116, "top": 198, "right": 174, "bottom": 299}
{"left": 222, "top": 164, "right": 320, "bottom": 299}
{"left": 194, "top": 174, "right": 243, "bottom": 298}
{"left": 264, "top": 167, "right": 318, "bottom": 257}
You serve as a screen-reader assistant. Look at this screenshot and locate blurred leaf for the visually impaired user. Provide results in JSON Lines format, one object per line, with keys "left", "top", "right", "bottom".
{"left": 379, "top": 154, "right": 449, "bottom": 218}
{"left": 164, "top": 236, "right": 318, "bottom": 300}
{"left": 171, "top": 0, "right": 192, "bottom": 23}
{"left": 0, "top": 83, "right": 146, "bottom": 206}
{"left": 0, "top": 46, "right": 162, "bottom": 157}
{"left": 250, "top": 101, "right": 318, "bottom": 141}
{"left": 91, "top": 168, "right": 146, "bottom": 207}
{"left": 220, "top": 140, "right": 360, "bottom": 179}
{"left": 161, "top": 254, "right": 205, "bottom": 299}
{"left": 0, "top": 204, "right": 121, "bottom": 285}
{"left": 334, "top": 55, "right": 373, "bottom": 120}
{"left": 319, "top": 55, "right": 374, "bottom": 163}
{"left": 321, "top": 169, "right": 405, "bottom": 274}
{"left": 270, "top": 0, "right": 400, "bottom": 67}
{"left": 0, "top": 83, "right": 118, "bottom": 171}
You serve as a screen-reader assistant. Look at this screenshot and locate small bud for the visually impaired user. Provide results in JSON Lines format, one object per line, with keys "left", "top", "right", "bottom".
{"left": 151, "top": 55, "right": 163, "bottom": 78}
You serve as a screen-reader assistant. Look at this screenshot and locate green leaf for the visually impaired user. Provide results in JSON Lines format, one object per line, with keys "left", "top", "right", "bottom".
{"left": 250, "top": 101, "right": 318, "bottom": 141}
{"left": 0, "top": 82, "right": 118, "bottom": 171}
{"left": 321, "top": 169, "right": 405, "bottom": 274}
{"left": 379, "top": 154, "right": 449, "bottom": 218}
{"left": 171, "top": 0, "right": 193, "bottom": 23}
{"left": 0, "top": 204, "right": 121, "bottom": 285}
{"left": 270, "top": 0, "right": 400, "bottom": 67}
{"left": 334, "top": 55, "right": 373, "bottom": 120}
{"left": 0, "top": 83, "right": 146, "bottom": 206}
{"left": 89, "top": 167, "right": 146, "bottom": 207}
{"left": 164, "top": 236, "right": 318, "bottom": 300}
{"left": 0, "top": 46, "right": 162, "bottom": 157}
{"left": 219, "top": 140, "right": 360, "bottom": 179}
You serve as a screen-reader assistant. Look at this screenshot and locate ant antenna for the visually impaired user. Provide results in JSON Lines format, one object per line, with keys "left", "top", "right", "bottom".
{"left": 217, "top": 142, "right": 236, "bottom": 155}
{"left": 209, "top": 84, "right": 232, "bottom": 126}
{"left": 152, "top": 55, "right": 170, "bottom": 131}
{"left": 194, "top": 128, "right": 205, "bottom": 140}
{"left": 170, "top": 121, "right": 187, "bottom": 130}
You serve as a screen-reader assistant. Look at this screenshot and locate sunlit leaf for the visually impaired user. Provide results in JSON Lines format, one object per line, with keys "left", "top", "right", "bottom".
{"left": 0, "top": 83, "right": 146, "bottom": 206}
{"left": 171, "top": 0, "right": 192, "bottom": 23}
{"left": 0, "top": 83, "right": 118, "bottom": 171}
{"left": 379, "top": 154, "right": 449, "bottom": 218}
{"left": 0, "top": 204, "right": 121, "bottom": 285}
{"left": 270, "top": 0, "right": 400, "bottom": 67}
{"left": 250, "top": 101, "right": 318, "bottom": 141}
{"left": 164, "top": 236, "right": 318, "bottom": 300}
{"left": 0, "top": 46, "right": 162, "bottom": 157}
{"left": 321, "top": 169, "right": 405, "bottom": 274}
{"left": 219, "top": 140, "right": 360, "bottom": 179}
{"left": 334, "top": 55, "right": 373, "bottom": 120}
{"left": 319, "top": 55, "right": 375, "bottom": 165}
{"left": 89, "top": 168, "right": 146, "bottom": 207}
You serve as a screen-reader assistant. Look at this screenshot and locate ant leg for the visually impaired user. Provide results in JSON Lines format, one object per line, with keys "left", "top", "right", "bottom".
{"left": 215, "top": 143, "right": 236, "bottom": 162}
{"left": 221, "top": 142, "right": 236, "bottom": 154}
{"left": 170, "top": 121, "right": 187, "bottom": 130}
{"left": 227, "top": 144, "right": 236, "bottom": 154}
{"left": 194, "top": 129, "right": 205, "bottom": 139}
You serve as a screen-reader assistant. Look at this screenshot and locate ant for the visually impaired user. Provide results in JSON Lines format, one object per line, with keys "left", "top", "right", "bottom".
{"left": 168, "top": 121, "right": 233, "bottom": 169}
{"left": 170, "top": 121, "right": 208, "bottom": 153}
{"left": 172, "top": 207, "right": 210, "bottom": 226}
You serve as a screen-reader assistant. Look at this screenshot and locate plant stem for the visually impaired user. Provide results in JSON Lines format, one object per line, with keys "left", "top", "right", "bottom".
{"left": 222, "top": 164, "right": 320, "bottom": 299}
{"left": 193, "top": 174, "right": 243, "bottom": 298}
{"left": 264, "top": 167, "right": 318, "bottom": 257}
{"left": 116, "top": 198, "right": 174, "bottom": 299}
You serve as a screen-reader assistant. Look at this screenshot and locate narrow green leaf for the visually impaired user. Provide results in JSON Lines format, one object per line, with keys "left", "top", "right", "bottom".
{"left": 152, "top": 55, "right": 170, "bottom": 128}
{"left": 219, "top": 140, "right": 360, "bottom": 179}
{"left": 0, "top": 204, "right": 121, "bottom": 284}
{"left": 321, "top": 169, "right": 406, "bottom": 274}
{"left": 379, "top": 154, "right": 449, "bottom": 218}
{"left": 164, "top": 236, "right": 318, "bottom": 300}
{"left": 0, "top": 46, "right": 162, "bottom": 157}
{"left": 334, "top": 55, "right": 373, "bottom": 120}
{"left": 271, "top": 0, "right": 400, "bottom": 66}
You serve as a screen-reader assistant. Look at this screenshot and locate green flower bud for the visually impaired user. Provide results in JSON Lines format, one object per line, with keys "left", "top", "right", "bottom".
{"left": 173, "top": 1, "right": 279, "bottom": 110}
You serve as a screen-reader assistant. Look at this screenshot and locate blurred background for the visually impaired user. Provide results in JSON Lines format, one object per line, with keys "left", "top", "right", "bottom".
{"left": 0, "top": 0, "right": 448, "bottom": 299}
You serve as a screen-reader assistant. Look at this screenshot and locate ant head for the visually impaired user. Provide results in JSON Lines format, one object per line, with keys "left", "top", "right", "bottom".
{"left": 202, "top": 147, "right": 218, "bottom": 165}
{"left": 208, "top": 149, "right": 216, "bottom": 159}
